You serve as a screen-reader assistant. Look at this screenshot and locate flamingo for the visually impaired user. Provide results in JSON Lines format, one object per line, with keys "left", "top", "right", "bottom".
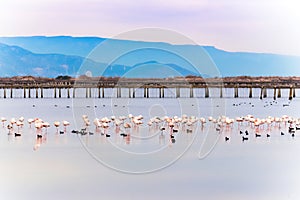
{"left": 123, "top": 122, "right": 131, "bottom": 129}
{"left": 1, "top": 117, "right": 7, "bottom": 127}
{"left": 35, "top": 121, "right": 43, "bottom": 137}
{"left": 102, "top": 122, "right": 110, "bottom": 136}
{"left": 19, "top": 116, "right": 25, "bottom": 123}
{"left": 82, "top": 115, "right": 90, "bottom": 127}
{"left": 10, "top": 118, "right": 17, "bottom": 125}
{"left": 7, "top": 124, "right": 13, "bottom": 134}
{"left": 42, "top": 122, "right": 50, "bottom": 132}
{"left": 62, "top": 120, "right": 70, "bottom": 132}
{"left": 54, "top": 121, "right": 60, "bottom": 132}
{"left": 28, "top": 118, "right": 35, "bottom": 128}
{"left": 93, "top": 118, "right": 101, "bottom": 130}
{"left": 16, "top": 120, "right": 24, "bottom": 132}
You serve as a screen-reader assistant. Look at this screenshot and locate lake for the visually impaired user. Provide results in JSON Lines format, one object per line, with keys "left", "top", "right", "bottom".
{"left": 0, "top": 88, "right": 300, "bottom": 200}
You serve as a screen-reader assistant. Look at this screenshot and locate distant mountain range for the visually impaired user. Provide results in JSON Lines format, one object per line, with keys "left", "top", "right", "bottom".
{"left": 0, "top": 36, "right": 299, "bottom": 77}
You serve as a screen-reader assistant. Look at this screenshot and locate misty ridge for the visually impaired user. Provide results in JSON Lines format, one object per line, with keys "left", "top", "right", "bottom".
{"left": 0, "top": 36, "right": 300, "bottom": 78}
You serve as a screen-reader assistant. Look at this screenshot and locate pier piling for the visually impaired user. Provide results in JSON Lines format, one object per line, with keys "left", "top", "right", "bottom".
{"left": 277, "top": 88, "right": 281, "bottom": 98}
{"left": 59, "top": 88, "right": 61, "bottom": 98}
{"left": 146, "top": 88, "right": 149, "bottom": 98}
{"left": 263, "top": 87, "right": 267, "bottom": 98}
{"left": 36, "top": 88, "right": 38, "bottom": 98}
{"left": 293, "top": 87, "right": 296, "bottom": 98}
{"left": 289, "top": 87, "right": 293, "bottom": 100}
{"left": 205, "top": 87, "right": 209, "bottom": 98}
{"left": 190, "top": 87, "right": 194, "bottom": 98}
{"left": 73, "top": 88, "right": 76, "bottom": 98}
{"left": 260, "top": 87, "right": 263, "bottom": 100}
{"left": 117, "top": 87, "right": 121, "bottom": 98}
{"left": 67, "top": 87, "right": 70, "bottom": 98}
{"left": 176, "top": 87, "right": 180, "bottom": 98}
{"left": 249, "top": 87, "right": 253, "bottom": 98}
{"left": 129, "top": 88, "right": 131, "bottom": 98}
{"left": 159, "top": 88, "right": 162, "bottom": 98}
{"left": 234, "top": 86, "right": 238, "bottom": 98}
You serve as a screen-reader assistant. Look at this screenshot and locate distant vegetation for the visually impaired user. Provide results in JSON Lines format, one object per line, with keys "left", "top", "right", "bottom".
{"left": 55, "top": 75, "right": 72, "bottom": 80}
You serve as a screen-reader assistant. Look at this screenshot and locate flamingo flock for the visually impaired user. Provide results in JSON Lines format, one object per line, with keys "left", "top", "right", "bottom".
{"left": 76, "top": 114, "right": 300, "bottom": 143}
{"left": 1, "top": 116, "right": 70, "bottom": 137}
{"left": 1, "top": 113, "right": 299, "bottom": 150}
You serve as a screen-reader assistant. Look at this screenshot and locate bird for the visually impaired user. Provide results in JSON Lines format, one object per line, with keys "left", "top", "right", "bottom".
{"left": 71, "top": 130, "right": 78, "bottom": 134}
{"left": 225, "top": 136, "right": 230, "bottom": 141}
{"left": 54, "top": 121, "right": 60, "bottom": 132}
{"left": 41, "top": 122, "right": 50, "bottom": 133}
{"left": 10, "top": 118, "right": 17, "bottom": 125}
{"left": 160, "top": 127, "right": 165, "bottom": 131}
{"left": 123, "top": 123, "right": 131, "bottom": 129}
{"left": 62, "top": 121, "right": 70, "bottom": 132}
{"left": 255, "top": 133, "right": 261, "bottom": 138}
{"left": 1, "top": 117, "right": 7, "bottom": 127}
{"left": 242, "top": 136, "right": 248, "bottom": 141}
{"left": 28, "top": 118, "right": 35, "bottom": 128}
{"left": 281, "top": 132, "right": 285, "bottom": 136}
{"left": 19, "top": 117, "right": 24, "bottom": 123}
{"left": 14, "top": 132, "right": 21, "bottom": 137}
{"left": 16, "top": 121, "right": 24, "bottom": 132}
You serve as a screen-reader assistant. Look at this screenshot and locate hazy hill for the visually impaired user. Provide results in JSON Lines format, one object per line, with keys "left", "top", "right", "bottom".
{"left": 0, "top": 42, "right": 198, "bottom": 78}
{"left": 0, "top": 36, "right": 300, "bottom": 77}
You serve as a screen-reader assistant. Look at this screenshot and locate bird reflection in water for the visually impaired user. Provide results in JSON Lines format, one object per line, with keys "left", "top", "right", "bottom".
{"left": 33, "top": 137, "right": 43, "bottom": 151}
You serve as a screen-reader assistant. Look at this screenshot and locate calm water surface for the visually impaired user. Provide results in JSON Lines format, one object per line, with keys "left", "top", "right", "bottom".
{"left": 1, "top": 90, "right": 300, "bottom": 200}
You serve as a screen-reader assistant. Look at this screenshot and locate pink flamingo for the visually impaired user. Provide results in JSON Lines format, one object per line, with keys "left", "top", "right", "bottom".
{"left": 62, "top": 120, "right": 70, "bottom": 132}
{"left": 1, "top": 117, "right": 7, "bottom": 127}
{"left": 54, "top": 121, "right": 60, "bottom": 133}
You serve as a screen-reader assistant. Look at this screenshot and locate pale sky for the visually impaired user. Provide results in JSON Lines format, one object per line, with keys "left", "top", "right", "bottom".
{"left": 0, "top": 0, "right": 300, "bottom": 56}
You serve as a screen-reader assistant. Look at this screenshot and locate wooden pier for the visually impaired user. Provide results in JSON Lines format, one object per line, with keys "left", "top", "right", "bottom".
{"left": 0, "top": 76, "right": 299, "bottom": 99}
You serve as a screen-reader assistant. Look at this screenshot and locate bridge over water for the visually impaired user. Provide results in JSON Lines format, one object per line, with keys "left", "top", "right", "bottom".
{"left": 0, "top": 76, "right": 299, "bottom": 100}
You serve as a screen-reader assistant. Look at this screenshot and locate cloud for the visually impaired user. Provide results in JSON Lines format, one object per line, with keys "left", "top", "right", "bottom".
{"left": 33, "top": 67, "right": 44, "bottom": 75}
{"left": 61, "top": 64, "right": 68, "bottom": 70}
